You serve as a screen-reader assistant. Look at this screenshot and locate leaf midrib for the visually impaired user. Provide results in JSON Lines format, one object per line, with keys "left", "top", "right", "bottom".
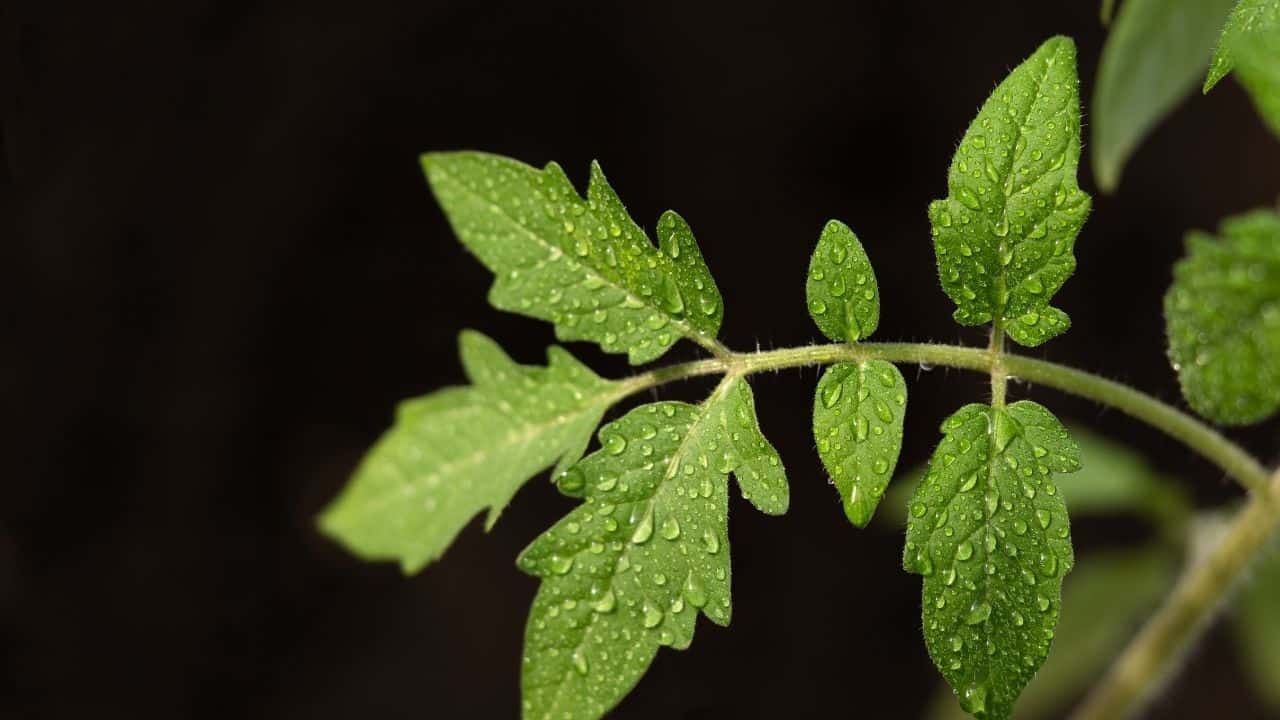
{"left": 539, "top": 381, "right": 737, "bottom": 719}
{"left": 356, "top": 387, "right": 621, "bottom": 519}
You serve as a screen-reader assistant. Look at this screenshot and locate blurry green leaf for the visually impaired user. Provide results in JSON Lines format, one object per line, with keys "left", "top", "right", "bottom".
{"left": 929, "top": 36, "right": 1091, "bottom": 347}
{"left": 1205, "top": 0, "right": 1280, "bottom": 91}
{"left": 1059, "top": 427, "right": 1191, "bottom": 529}
{"left": 1232, "top": 543, "right": 1280, "bottom": 710}
{"left": 319, "top": 331, "right": 620, "bottom": 573}
{"left": 1232, "top": 26, "right": 1280, "bottom": 139}
{"left": 806, "top": 220, "right": 881, "bottom": 342}
{"left": 1092, "top": 0, "right": 1236, "bottom": 192}
{"left": 1165, "top": 209, "right": 1280, "bottom": 424}
{"left": 422, "top": 152, "right": 724, "bottom": 364}
{"left": 905, "top": 401, "right": 1080, "bottom": 719}
{"left": 518, "top": 377, "right": 788, "bottom": 720}
{"left": 923, "top": 546, "right": 1178, "bottom": 720}
{"left": 812, "top": 360, "right": 907, "bottom": 527}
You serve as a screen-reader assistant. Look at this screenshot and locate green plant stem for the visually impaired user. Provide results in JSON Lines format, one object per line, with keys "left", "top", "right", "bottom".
{"left": 617, "top": 341, "right": 1268, "bottom": 492}
{"left": 617, "top": 340, "right": 1276, "bottom": 719}
{"left": 989, "top": 326, "right": 1008, "bottom": 409}
{"left": 615, "top": 340, "right": 1279, "bottom": 718}
{"left": 1071, "top": 469, "right": 1280, "bottom": 720}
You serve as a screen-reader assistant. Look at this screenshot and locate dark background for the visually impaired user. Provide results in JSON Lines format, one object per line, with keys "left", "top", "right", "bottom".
{"left": 4, "top": 1, "right": 1280, "bottom": 718}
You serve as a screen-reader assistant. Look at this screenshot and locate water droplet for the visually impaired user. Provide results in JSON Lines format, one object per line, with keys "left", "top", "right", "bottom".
{"left": 810, "top": 299, "right": 827, "bottom": 316}
{"left": 684, "top": 573, "right": 708, "bottom": 607}
{"left": 661, "top": 277, "right": 685, "bottom": 315}
{"left": 549, "top": 555, "right": 574, "bottom": 575}
{"left": 965, "top": 601, "right": 992, "bottom": 625}
{"left": 1035, "top": 509, "right": 1052, "bottom": 529}
{"left": 821, "top": 381, "right": 843, "bottom": 408}
{"left": 917, "top": 553, "right": 935, "bottom": 576}
{"left": 631, "top": 505, "right": 654, "bottom": 544}
{"left": 642, "top": 601, "right": 663, "bottom": 628}
{"left": 957, "top": 541, "right": 974, "bottom": 561}
{"left": 556, "top": 466, "right": 585, "bottom": 495}
{"left": 1039, "top": 553, "right": 1058, "bottom": 577}
{"left": 661, "top": 517, "right": 681, "bottom": 540}
{"left": 855, "top": 415, "right": 869, "bottom": 441}
{"left": 572, "top": 647, "right": 589, "bottom": 675}
{"left": 702, "top": 529, "right": 721, "bottom": 554}
{"left": 911, "top": 502, "right": 927, "bottom": 518}
{"left": 874, "top": 399, "right": 893, "bottom": 423}
{"left": 960, "top": 683, "right": 988, "bottom": 715}
{"left": 663, "top": 232, "right": 681, "bottom": 259}
{"left": 593, "top": 589, "right": 616, "bottom": 613}
{"left": 605, "top": 434, "right": 627, "bottom": 455}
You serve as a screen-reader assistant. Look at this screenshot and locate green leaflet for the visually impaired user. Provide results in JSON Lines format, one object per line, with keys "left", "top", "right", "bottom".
{"left": 1165, "top": 210, "right": 1280, "bottom": 425}
{"left": 923, "top": 546, "right": 1177, "bottom": 720}
{"left": 1204, "top": 0, "right": 1280, "bottom": 91}
{"left": 929, "top": 36, "right": 1092, "bottom": 347}
{"left": 1233, "top": 26, "right": 1280, "bottom": 139}
{"left": 806, "top": 220, "right": 880, "bottom": 342}
{"left": 518, "top": 377, "right": 787, "bottom": 720}
{"left": 319, "top": 331, "right": 619, "bottom": 573}
{"left": 422, "top": 152, "right": 724, "bottom": 364}
{"left": 806, "top": 221, "right": 907, "bottom": 527}
{"left": 904, "top": 401, "right": 1080, "bottom": 720}
{"left": 813, "top": 361, "right": 907, "bottom": 528}
{"left": 1232, "top": 544, "right": 1280, "bottom": 711}
{"left": 1092, "top": 0, "right": 1237, "bottom": 192}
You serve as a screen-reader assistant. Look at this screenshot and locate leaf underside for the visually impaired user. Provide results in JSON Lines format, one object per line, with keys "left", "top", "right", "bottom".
{"left": 929, "top": 35, "right": 1091, "bottom": 348}
{"left": 1165, "top": 210, "right": 1280, "bottom": 425}
{"left": 318, "top": 331, "right": 618, "bottom": 573}
{"left": 1092, "top": 0, "right": 1237, "bottom": 192}
{"left": 518, "top": 377, "right": 787, "bottom": 720}
{"left": 422, "top": 152, "right": 724, "bottom": 364}
{"left": 1232, "top": 25, "right": 1280, "bottom": 139}
{"left": 1204, "top": 0, "right": 1280, "bottom": 92}
{"left": 905, "top": 401, "right": 1080, "bottom": 720}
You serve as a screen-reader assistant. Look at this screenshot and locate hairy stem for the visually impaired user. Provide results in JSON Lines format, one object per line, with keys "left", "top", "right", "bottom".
{"left": 1071, "top": 470, "right": 1280, "bottom": 720}
{"left": 615, "top": 340, "right": 1278, "bottom": 717}
{"left": 989, "top": 326, "right": 1008, "bottom": 409}
{"left": 617, "top": 341, "right": 1267, "bottom": 492}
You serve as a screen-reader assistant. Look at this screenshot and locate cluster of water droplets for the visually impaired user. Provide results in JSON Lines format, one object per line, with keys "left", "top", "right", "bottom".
{"left": 521, "top": 382, "right": 794, "bottom": 713}
{"left": 805, "top": 219, "right": 879, "bottom": 343}
{"left": 431, "top": 154, "right": 726, "bottom": 364}
{"left": 904, "top": 402, "right": 1077, "bottom": 717}
{"left": 812, "top": 361, "right": 905, "bottom": 527}
{"left": 928, "top": 39, "right": 1089, "bottom": 350}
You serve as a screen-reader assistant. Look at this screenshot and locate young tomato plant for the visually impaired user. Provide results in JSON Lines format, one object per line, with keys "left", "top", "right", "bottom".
{"left": 322, "top": 15, "right": 1280, "bottom": 720}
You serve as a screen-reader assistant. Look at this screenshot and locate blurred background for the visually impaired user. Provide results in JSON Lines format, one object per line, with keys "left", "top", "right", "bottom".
{"left": 4, "top": 1, "right": 1280, "bottom": 718}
